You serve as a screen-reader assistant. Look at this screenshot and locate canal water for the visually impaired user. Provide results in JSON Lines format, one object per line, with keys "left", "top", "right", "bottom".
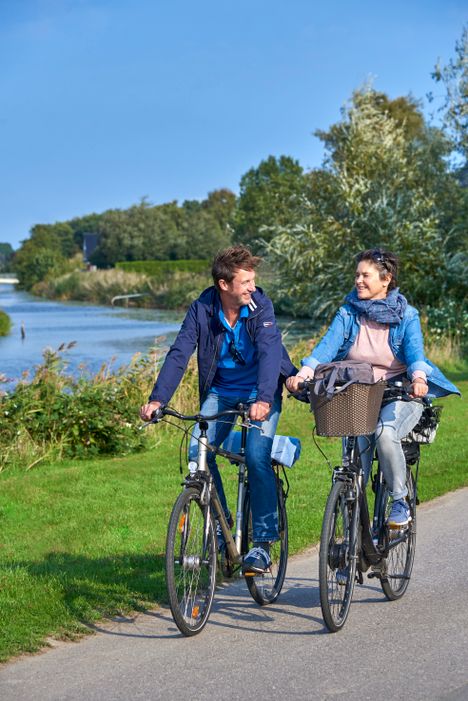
{"left": 0, "top": 285, "right": 314, "bottom": 389}
{"left": 0, "top": 285, "right": 184, "bottom": 387}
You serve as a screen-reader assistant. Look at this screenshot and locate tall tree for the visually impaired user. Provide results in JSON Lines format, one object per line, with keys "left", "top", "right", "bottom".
{"left": 13, "top": 229, "right": 66, "bottom": 289}
{"left": 0, "top": 243, "right": 14, "bottom": 272}
{"left": 430, "top": 24, "right": 468, "bottom": 164}
{"left": 234, "top": 156, "right": 306, "bottom": 250}
{"left": 265, "top": 89, "right": 466, "bottom": 318}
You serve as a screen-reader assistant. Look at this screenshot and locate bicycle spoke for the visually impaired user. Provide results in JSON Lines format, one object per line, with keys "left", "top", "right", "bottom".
{"left": 379, "top": 471, "right": 416, "bottom": 600}
{"left": 166, "top": 488, "right": 217, "bottom": 635}
{"left": 243, "top": 477, "right": 288, "bottom": 606}
{"left": 319, "top": 480, "right": 357, "bottom": 631}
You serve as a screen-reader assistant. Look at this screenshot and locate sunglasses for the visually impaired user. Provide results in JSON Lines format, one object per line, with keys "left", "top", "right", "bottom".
{"left": 228, "top": 339, "right": 246, "bottom": 365}
{"left": 370, "top": 249, "right": 390, "bottom": 270}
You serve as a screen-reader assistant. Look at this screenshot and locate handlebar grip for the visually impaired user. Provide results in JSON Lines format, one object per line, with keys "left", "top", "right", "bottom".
{"left": 150, "top": 407, "right": 163, "bottom": 422}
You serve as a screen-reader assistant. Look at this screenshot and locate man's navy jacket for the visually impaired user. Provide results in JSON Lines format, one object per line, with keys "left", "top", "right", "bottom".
{"left": 149, "top": 286, "right": 297, "bottom": 406}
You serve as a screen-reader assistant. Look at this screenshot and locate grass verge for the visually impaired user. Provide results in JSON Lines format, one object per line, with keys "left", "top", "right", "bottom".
{"left": 0, "top": 371, "right": 466, "bottom": 662}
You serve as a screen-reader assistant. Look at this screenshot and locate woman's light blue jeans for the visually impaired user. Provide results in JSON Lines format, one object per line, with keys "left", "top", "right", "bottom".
{"left": 357, "top": 399, "right": 424, "bottom": 500}
{"left": 189, "top": 391, "right": 282, "bottom": 542}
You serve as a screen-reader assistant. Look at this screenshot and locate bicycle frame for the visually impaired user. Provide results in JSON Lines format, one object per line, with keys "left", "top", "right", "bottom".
{"left": 182, "top": 412, "right": 250, "bottom": 568}
{"left": 334, "top": 435, "right": 416, "bottom": 574}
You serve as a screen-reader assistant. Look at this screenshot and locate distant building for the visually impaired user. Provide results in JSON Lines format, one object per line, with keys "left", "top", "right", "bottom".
{"left": 82, "top": 233, "right": 99, "bottom": 262}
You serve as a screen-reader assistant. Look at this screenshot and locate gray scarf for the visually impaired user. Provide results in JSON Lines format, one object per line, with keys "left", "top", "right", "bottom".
{"left": 345, "top": 288, "right": 407, "bottom": 325}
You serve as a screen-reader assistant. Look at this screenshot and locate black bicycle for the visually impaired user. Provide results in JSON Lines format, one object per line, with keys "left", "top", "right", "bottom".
{"left": 148, "top": 404, "right": 293, "bottom": 636}
{"left": 302, "top": 380, "right": 438, "bottom": 632}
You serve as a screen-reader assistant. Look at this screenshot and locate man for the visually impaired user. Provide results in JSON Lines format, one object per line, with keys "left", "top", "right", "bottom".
{"left": 140, "top": 246, "right": 296, "bottom": 573}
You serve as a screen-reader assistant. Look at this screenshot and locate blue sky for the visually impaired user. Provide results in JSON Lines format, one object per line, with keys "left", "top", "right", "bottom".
{"left": 0, "top": 0, "right": 465, "bottom": 249}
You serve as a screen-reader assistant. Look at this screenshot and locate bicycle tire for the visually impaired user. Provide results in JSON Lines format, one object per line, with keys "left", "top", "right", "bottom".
{"left": 319, "top": 479, "right": 357, "bottom": 632}
{"left": 379, "top": 469, "right": 416, "bottom": 601}
{"left": 242, "top": 476, "right": 288, "bottom": 605}
{"left": 165, "top": 487, "right": 217, "bottom": 636}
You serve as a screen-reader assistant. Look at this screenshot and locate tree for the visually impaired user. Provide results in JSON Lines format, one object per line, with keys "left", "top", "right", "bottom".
{"left": 13, "top": 230, "right": 66, "bottom": 289}
{"left": 0, "top": 243, "right": 14, "bottom": 272}
{"left": 264, "top": 89, "right": 466, "bottom": 318}
{"left": 202, "top": 188, "right": 236, "bottom": 230}
{"left": 29, "top": 223, "right": 78, "bottom": 259}
{"left": 233, "top": 156, "right": 307, "bottom": 250}
{"left": 430, "top": 25, "right": 468, "bottom": 163}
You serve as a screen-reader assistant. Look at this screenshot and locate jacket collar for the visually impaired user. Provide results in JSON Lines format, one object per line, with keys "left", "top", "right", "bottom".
{"left": 198, "top": 285, "right": 264, "bottom": 318}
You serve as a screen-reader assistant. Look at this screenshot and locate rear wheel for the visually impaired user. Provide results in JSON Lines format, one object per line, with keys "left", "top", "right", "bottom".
{"left": 165, "top": 487, "right": 217, "bottom": 636}
{"left": 242, "top": 476, "right": 288, "bottom": 605}
{"left": 319, "top": 479, "right": 357, "bottom": 632}
{"left": 379, "top": 470, "right": 416, "bottom": 601}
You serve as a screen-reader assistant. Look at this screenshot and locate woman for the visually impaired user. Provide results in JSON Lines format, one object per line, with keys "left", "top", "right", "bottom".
{"left": 286, "top": 248, "right": 460, "bottom": 526}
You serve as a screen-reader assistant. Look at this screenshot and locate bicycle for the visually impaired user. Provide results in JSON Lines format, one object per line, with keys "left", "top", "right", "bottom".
{"left": 301, "top": 379, "right": 435, "bottom": 632}
{"left": 147, "top": 404, "right": 297, "bottom": 636}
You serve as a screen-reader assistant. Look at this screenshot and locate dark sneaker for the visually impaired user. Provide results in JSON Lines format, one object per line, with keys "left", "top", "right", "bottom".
{"left": 242, "top": 546, "right": 272, "bottom": 574}
{"left": 387, "top": 499, "right": 411, "bottom": 528}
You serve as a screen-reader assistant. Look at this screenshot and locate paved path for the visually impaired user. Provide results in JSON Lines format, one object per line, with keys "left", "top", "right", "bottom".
{"left": 1, "top": 489, "right": 467, "bottom": 700}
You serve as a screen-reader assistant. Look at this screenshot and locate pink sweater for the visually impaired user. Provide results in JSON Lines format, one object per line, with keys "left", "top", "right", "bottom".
{"left": 347, "top": 317, "right": 426, "bottom": 382}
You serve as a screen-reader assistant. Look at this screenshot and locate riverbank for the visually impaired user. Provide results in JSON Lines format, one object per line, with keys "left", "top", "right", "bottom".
{"left": 0, "top": 309, "right": 11, "bottom": 336}
{"left": 0, "top": 371, "right": 466, "bottom": 662}
{"left": 34, "top": 267, "right": 212, "bottom": 311}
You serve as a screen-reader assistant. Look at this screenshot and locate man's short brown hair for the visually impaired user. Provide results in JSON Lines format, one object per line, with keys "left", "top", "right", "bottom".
{"left": 211, "top": 246, "right": 261, "bottom": 290}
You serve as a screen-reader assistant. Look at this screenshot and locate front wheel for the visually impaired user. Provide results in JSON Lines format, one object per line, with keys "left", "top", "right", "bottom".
{"left": 242, "top": 477, "right": 288, "bottom": 605}
{"left": 379, "top": 470, "right": 416, "bottom": 601}
{"left": 165, "top": 487, "right": 217, "bottom": 636}
{"left": 319, "top": 479, "right": 358, "bottom": 632}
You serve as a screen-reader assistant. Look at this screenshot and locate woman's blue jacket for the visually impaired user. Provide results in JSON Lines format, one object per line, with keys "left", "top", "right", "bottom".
{"left": 301, "top": 303, "right": 460, "bottom": 398}
{"left": 149, "top": 286, "right": 297, "bottom": 406}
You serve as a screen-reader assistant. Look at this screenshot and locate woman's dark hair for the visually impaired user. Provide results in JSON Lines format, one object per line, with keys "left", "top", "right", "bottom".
{"left": 356, "top": 248, "right": 399, "bottom": 290}
{"left": 212, "top": 246, "right": 261, "bottom": 290}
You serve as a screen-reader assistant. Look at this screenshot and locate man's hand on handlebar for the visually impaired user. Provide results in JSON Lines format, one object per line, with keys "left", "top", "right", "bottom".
{"left": 286, "top": 376, "right": 302, "bottom": 393}
{"left": 140, "top": 400, "right": 162, "bottom": 421}
{"left": 249, "top": 400, "right": 271, "bottom": 422}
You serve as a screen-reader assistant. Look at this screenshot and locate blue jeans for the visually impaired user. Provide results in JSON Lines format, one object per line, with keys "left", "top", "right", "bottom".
{"left": 357, "top": 399, "right": 424, "bottom": 500}
{"left": 189, "top": 391, "right": 282, "bottom": 542}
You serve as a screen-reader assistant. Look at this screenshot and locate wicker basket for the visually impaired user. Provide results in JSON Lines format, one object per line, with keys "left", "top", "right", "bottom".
{"left": 310, "top": 381, "right": 386, "bottom": 437}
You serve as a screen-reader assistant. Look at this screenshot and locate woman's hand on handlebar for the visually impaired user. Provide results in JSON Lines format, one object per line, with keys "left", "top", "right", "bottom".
{"left": 410, "top": 379, "right": 429, "bottom": 398}
{"left": 140, "top": 400, "right": 162, "bottom": 421}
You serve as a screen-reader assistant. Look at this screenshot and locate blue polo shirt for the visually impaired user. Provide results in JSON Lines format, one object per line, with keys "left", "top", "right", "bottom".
{"left": 210, "top": 305, "right": 258, "bottom": 398}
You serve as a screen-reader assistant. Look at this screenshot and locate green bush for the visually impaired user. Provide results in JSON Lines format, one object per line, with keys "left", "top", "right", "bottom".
{"left": 0, "top": 340, "right": 201, "bottom": 470}
{"left": 0, "top": 347, "right": 155, "bottom": 467}
{"left": 116, "top": 259, "right": 210, "bottom": 275}
{"left": 0, "top": 310, "right": 11, "bottom": 336}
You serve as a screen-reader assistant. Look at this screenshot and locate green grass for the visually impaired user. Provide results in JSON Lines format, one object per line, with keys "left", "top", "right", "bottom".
{"left": 0, "top": 372, "right": 466, "bottom": 662}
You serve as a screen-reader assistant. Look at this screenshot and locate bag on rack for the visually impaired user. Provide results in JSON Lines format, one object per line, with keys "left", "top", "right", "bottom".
{"left": 312, "top": 360, "right": 375, "bottom": 400}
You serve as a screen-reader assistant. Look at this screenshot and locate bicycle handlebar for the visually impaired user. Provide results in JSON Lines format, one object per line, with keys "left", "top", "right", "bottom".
{"left": 149, "top": 404, "right": 251, "bottom": 424}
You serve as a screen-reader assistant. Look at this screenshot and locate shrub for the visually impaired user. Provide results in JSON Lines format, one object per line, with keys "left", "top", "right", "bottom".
{"left": 34, "top": 267, "right": 212, "bottom": 310}
{"left": 0, "top": 310, "right": 11, "bottom": 336}
{"left": 116, "top": 260, "right": 210, "bottom": 275}
{"left": 0, "top": 340, "right": 200, "bottom": 471}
